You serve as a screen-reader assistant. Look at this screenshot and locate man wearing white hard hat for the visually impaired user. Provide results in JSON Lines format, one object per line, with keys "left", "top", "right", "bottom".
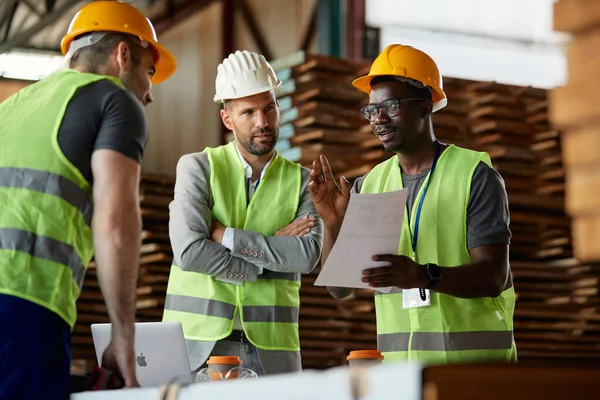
{"left": 163, "top": 50, "right": 323, "bottom": 376}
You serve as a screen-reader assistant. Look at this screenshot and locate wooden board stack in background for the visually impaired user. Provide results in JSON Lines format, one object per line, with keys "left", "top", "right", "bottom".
{"left": 269, "top": 51, "right": 385, "bottom": 180}
{"left": 267, "top": 52, "right": 380, "bottom": 368}
{"left": 431, "top": 77, "right": 474, "bottom": 149}
{"left": 70, "top": 174, "right": 175, "bottom": 371}
{"left": 550, "top": 0, "right": 600, "bottom": 262}
{"left": 510, "top": 258, "right": 600, "bottom": 363}
{"left": 299, "top": 270, "right": 377, "bottom": 369}
{"left": 461, "top": 81, "right": 574, "bottom": 262}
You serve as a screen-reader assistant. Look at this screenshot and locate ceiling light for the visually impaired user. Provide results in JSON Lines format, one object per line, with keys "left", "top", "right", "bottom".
{"left": 0, "top": 50, "right": 64, "bottom": 81}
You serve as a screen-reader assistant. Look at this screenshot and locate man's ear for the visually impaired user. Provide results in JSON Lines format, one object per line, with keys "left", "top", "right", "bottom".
{"left": 115, "top": 41, "right": 131, "bottom": 71}
{"left": 220, "top": 108, "right": 234, "bottom": 131}
{"left": 421, "top": 99, "right": 433, "bottom": 118}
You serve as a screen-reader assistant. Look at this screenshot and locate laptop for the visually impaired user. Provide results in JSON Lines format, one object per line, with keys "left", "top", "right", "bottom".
{"left": 91, "top": 321, "right": 193, "bottom": 387}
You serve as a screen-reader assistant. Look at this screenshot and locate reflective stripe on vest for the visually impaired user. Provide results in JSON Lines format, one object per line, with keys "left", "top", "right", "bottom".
{"left": 0, "top": 69, "right": 125, "bottom": 328}
{"left": 0, "top": 167, "right": 93, "bottom": 227}
{"left": 243, "top": 305, "right": 299, "bottom": 323}
{"left": 164, "top": 294, "right": 236, "bottom": 319}
{"left": 0, "top": 228, "right": 85, "bottom": 289}
{"left": 378, "top": 331, "right": 515, "bottom": 352}
{"left": 258, "top": 272, "right": 299, "bottom": 281}
{"left": 163, "top": 294, "right": 299, "bottom": 324}
{"left": 361, "top": 145, "right": 517, "bottom": 365}
{"left": 163, "top": 142, "right": 303, "bottom": 351}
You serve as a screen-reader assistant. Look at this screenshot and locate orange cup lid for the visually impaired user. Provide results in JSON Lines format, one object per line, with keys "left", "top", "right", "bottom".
{"left": 346, "top": 350, "right": 384, "bottom": 361}
{"left": 207, "top": 356, "right": 243, "bottom": 365}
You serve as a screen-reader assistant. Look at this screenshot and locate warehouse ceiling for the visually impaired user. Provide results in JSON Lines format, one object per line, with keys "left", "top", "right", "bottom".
{"left": 0, "top": 0, "right": 213, "bottom": 55}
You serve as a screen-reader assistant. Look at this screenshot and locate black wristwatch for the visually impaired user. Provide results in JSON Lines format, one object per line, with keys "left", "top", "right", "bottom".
{"left": 424, "top": 263, "right": 442, "bottom": 290}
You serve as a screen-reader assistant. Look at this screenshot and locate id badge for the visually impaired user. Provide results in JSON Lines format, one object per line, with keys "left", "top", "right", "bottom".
{"left": 402, "top": 288, "right": 431, "bottom": 309}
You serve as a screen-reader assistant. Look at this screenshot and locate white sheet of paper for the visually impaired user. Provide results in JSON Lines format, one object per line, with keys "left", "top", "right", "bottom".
{"left": 314, "top": 188, "right": 408, "bottom": 293}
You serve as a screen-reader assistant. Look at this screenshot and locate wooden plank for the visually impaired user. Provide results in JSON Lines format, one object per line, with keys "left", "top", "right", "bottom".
{"left": 139, "top": 194, "right": 172, "bottom": 208}
{"left": 486, "top": 146, "right": 536, "bottom": 161}
{"left": 474, "top": 133, "right": 534, "bottom": 150}
{"left": 468, "top": 92, "right": 525, "bottom": 107}
{"left": 549, "top": 82, "right": 600, "bottom": 128}
{"left": 466, "top": 81, "right": 547, "bottom": 99}
{"left": 470, "top": 119, "right": 546, "bottom": 135}
{"left": 269, "top": 50, "right": 366, "bottom": 75}
{"left": 561, "top": 126, "right": 600, "bottom": 169}
{"left": 553, "top": 0, "right": 600, "bottom": 34}
{"left": 572, "top": 216, "right": 600, "bottom": 261}
{"left": 527, "top": 99, "right": 549, "bottom": 113}
{"left": 276, "top": 79, "right": 365, "bottom": 104}
{"left": 508, "top": 193, "right": 564, "bottom": 211}
{"left": 531, "top": 139, "right": 559, "bottom": 152}
{"left": 468, "top": 105, "right": 527, "bottom": 121}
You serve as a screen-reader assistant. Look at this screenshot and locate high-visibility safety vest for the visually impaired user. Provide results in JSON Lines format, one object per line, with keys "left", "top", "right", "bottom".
{"left": 0, "top": 69, "right": 125, "bottom": 328}
{"left": 162, "top": 142, "right": 303, "bottom": 351}
{"left": 361, "top": 144, "right": 517, "bottom": 365}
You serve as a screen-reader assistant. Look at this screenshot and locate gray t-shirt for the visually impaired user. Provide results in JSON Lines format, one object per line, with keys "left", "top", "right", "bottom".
{"left": 57, "top": 79, "right": 148, "bottom": 184}
{"left": 351, "top": 161, "right": 511, "bottom": 250}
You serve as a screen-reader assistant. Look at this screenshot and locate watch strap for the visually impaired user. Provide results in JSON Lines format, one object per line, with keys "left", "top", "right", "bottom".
{"left": 424, "top": 263, "right": 441, "bottom": 290}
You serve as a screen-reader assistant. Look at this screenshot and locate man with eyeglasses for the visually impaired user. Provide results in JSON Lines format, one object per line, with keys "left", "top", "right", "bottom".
{"left": 308, "top": 44, "right": 517, "bottom": 366}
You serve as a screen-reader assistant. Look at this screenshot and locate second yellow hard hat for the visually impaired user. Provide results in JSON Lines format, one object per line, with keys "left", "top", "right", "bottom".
{"left": 352, "top": 44, "right": 447, "bottom": 112}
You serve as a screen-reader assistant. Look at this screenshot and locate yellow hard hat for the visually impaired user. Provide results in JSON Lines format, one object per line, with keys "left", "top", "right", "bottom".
{"left": 60, "top": 0, "right": 177, "bottom": 85}
{"left": 352, "top": 44, "right": 447, "bottom": 112}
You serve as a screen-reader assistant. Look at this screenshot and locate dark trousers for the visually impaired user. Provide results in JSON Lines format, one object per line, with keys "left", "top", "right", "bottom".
{"left": 0, "top": 293, "right": 71, "bottom": 400}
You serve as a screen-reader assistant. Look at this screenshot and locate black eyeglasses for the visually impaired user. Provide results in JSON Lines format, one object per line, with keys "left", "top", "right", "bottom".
{"left": 360, "top": 98, "right": 426, "bottom": 122}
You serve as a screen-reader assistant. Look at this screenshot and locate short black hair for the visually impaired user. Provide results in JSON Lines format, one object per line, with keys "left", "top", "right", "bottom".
{"left": 370, "top": 76, "right": 432, "bottom": 100}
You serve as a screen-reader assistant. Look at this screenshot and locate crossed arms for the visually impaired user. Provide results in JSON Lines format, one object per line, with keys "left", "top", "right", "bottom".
{"left": 169, "top": 152, "right": 324, "bottom": 282}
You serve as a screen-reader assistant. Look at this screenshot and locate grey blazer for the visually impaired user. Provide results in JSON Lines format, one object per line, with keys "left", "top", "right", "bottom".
{"left": 167, "top": 150, "right": 324, "bottom": 374}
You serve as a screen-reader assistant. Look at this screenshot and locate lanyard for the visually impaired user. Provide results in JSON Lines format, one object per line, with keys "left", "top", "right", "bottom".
{"left": 246, "top": 177, "right": 261, "bottom": 206}
{"left": 403, "top": 141, "right": 442, "bottom": 300}
{"left": 406, "top": 140, "right": 442, "bottom": 259}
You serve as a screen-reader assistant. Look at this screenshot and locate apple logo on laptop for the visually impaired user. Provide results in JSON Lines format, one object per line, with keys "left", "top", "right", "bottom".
{"left": 136, "top": 353, "right": 147, "bottom": 367}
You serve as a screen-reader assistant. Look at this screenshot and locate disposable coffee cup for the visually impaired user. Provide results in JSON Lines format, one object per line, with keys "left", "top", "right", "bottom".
{"left": 346, "top": 350, "right": 384, "bottom": 368}
{"left": 206, "top": 356, "right": 243, "bottom": 380}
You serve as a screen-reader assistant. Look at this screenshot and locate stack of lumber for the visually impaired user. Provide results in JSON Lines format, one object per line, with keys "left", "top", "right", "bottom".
{"left": 549, "top": 0, "right": 600, "bottom": 263}
{"left": 269, "top": 51, "right": 382, "bottom": 180}
{"left": 299, "top": 267, "right": 377, "bottom": 369}
{"left": 431, "top": 77, "right": 473, "bottom": 149}
{"left": 436, "top": 82, "right": 599, "bottom": 362}
{"left": 71, "top": 174, "right": 175, "bottom": 369}
{"left": 510, "top": 258, "right": 600, "bottom": 362}
{"left": 268, "top": 51, "right": 380, "bottom": 368}
{"left": 463, "top": 81, "right": 573, "bottom": 262}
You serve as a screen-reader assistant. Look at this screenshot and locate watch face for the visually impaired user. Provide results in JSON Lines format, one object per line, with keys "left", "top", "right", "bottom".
{"left": 428, "top": 263, "right": 442, "bottom": 279}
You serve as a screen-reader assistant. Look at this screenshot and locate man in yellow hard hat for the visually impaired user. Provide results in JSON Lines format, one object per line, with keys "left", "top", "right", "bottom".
{"left": 0, "top": 1, "right": 176, "bottom": 398}
{"left": 162, "top": 50, "right": 323, "bottom": 377}
{"left": 308, "top": 44, "right": 517, "bottom": 366}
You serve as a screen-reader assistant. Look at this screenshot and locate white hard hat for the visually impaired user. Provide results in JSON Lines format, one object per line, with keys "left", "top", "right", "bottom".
{"left": 213, "top": 50, "right": 282, "bottom": 103}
